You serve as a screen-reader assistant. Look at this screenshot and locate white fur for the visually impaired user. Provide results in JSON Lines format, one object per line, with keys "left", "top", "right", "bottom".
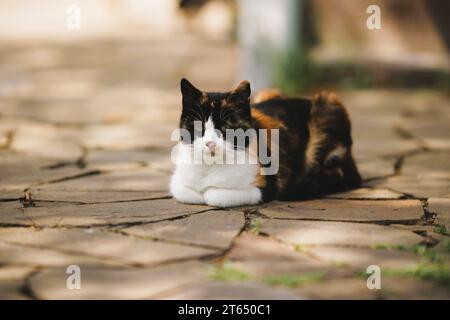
{"left": 170, "top": 117, "right": 261, "bottom": 208}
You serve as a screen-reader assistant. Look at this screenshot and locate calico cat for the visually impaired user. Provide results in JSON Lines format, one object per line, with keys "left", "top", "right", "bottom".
{"left": 170, "top": 78, "right": 361, "bottom": 207}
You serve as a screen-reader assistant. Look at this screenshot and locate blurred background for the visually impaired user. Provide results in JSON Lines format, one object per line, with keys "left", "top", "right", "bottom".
{"left": 0, "top": 0, "right": 449, "bottom": 94}
{"left": 1, "top": 0, "right": 450, "bottom": 300}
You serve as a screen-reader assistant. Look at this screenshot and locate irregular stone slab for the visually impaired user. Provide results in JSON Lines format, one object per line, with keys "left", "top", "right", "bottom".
{"left": 1, "top": 99, "right": 89, "bottom": 126}
{"left": 38, "top": 168, "right": 170, "bottom": 192}
{"left": 352, "top": 119, "right": 420, "bottom": 159}
{"left": 161, "top": 282, "right": 303, "bottom": 300}
{"left": 1, "top": 85, "right": 178, "bottom": 126}
{"left": 0, "top": 202, "right": 33, "bottom": 226}
{"left": 0, "top": 228, "right": 216, "bottom": 266}
{"left": 30, "top": 261, "right": 209, "bottom": 299}
{"left": 353, "top": 137, "right": 419, "bottom": 162}
{"left": 368, "top": 175, "right": 450, "bottom": 198}
{"left": 376, "top": 277, "right": 450, "bottom": 300}
{"left": 227, "top": 232, "right": 331, "bottom": 278}
{"left": 25, "top": 84, "right": 180, "bottom": 124}
{"left": 389, "top": 224, "right": 434, "bottom": 234}
{"left": 0, "top": 266, "right": 34, "bottom": 281}
{"left": 297, "top": 277, "right": 376, "bottom": 299}
{"left": 260, "top": 220, "right": 423, "bottom": 247}
{"left": 402, "top": 151, "right": 450, "bottom": 178}
{"left": 297, "top": 277, "right": 450, "bottom": 299}
{"left": 0, "top": 190, "right": 22, "bottom": 201}
{"left": 86, "top": 149, "right": 173, "bottom": 173}
{"left": 345, "top": 91, "right": 424, "bottom": 159}
{"left": 16, "top": 199, "right": 210, "bottom": 227}
{"left": 408, "top": 122, "right": 450, "bottom": 150}
{"left": 81, "top": 123, "right": 175, "bottom": 151}
{"left": 356, "top": 157, "right": 395, "bottom": 181}
{"left": 0, "top": 281, "right": 29, "bottom": 299}
{"left": 325, "top": 188, "right": 404, "bottom": 200}
{"left": 399, "top": 104, "right": 450, "bottom": 150}
{"left": 123, "top": 210, "right": 244, "bottom": 249}
{"left": 369, "top": 152, "right": 450, "bottom": 198}
{"left": 0, "top": 150, "right": 94, "bottom": 191}
{"left": 428, "top": 198, "right": 450, "bottom": 229}
{"left": 0, "top": 118, "right": 83, "bottom": 160}
{"left": 27, "top": 189, "right": 169, "bottom": 204}
{"left": 308, "top": 246, "right": 420, "bottom": 270}
{"left": 0, "top": 240, "right": 120, "bottom": 267}
{"left": 260, "top": 199, "right": 423, "bottom": 223}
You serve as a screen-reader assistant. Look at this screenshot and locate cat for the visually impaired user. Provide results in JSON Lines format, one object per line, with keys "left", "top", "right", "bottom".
{"left": 170, "top": 78, "right": 361, "bottom": 207}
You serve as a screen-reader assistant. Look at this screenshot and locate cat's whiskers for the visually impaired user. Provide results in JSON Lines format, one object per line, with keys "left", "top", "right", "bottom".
{"left": 182, "top": 109, "right": 203, "bottom": 121}
{"left": 223, "top": 145, "right": 258, "bottom": 158}
{"left": 196, "top": 103, "right": 206, "bottom": 121}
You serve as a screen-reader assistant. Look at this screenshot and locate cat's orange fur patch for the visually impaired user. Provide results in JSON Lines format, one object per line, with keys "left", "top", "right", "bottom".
{"left": 254, "top": 88, "right": 283, "bottom": 103}
{"left": 251, "top": 109, "right": 285, "bottom": 130}
{"left": 313, "top": 91, "right": 342, "bottom": 107}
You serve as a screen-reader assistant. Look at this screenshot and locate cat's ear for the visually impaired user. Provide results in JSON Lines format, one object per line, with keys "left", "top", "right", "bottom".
{"left": 228, "top": 80, "right": 251, "bottom": 104}
{"left": 180, "top": 78, "right": 201, "bottom": 102}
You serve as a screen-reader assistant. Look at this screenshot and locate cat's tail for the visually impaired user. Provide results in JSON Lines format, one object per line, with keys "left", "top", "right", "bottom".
{"left": 254, "top": 88, "right": 283, "bottom": 103}
{"left": 312, "top": 91, "right": 342, "bottom": 107}
{"left": 306, "top": 91, "right": 362, "bottom": 187}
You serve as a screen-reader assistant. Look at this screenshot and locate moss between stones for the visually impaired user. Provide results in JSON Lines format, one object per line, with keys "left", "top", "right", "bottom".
{"left": 264, "top": 272, "right": 326, "bottom": 288}
{"left": 370, "top": 243, "right": 450, "bottom": 286}
{"left": 209, "top": 262, "right": 251, "bottom": 282}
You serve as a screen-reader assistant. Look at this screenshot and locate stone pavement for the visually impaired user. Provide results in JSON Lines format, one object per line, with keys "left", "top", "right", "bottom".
{"left": 0, "top": 36, "right": 449, "bottom": 299}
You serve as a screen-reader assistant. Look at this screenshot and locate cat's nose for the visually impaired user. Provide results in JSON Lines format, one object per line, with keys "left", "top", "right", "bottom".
{"left": 206, "top": 141, "right": 216, "bottom": 152}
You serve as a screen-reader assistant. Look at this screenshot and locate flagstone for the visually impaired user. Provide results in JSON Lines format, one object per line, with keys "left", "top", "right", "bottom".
{"left": 0, "top": 281, "right": 29, "bottom": 299}
{"left": 0, "top": 240, "right": 118, "bottom": 267}
{"left": 0, "top": 228, "right": 217, "bottom": 266}
{"left": 16, "top": 199, "right": 210, "bottom": 227}
{"left": 325, "top": 187, "right": 404, "bottom": 200}
{"left": 26, "top": 189, "right": 169, "bottom": 204}
{"left": 160, "top": 282, "right": 303, "bottom": 300}
{"left": 259, "top": 199, "right": 423, "bottom": 223}
{"left": 0, "top": 151, "right": 94, "bottom": 191}
{"left": 29, "top": 261, "right": 209, "bottom": 299}
{"left": 226, "top": 232, "right": 332, "bottom": 278}
{"left": 308, "top": 246, "right": 420, "bottom": 270}
{"left": 34, "top": 168, "right": 170, "bottom": 192}
{"left": 428, "top": 198, "right": 450, "bottom": 229}
{"left": 123, "top": 210, "right": 244, "bottom": 249}
{"left": 260, "top": 220, "right": 423, "bottom": 247}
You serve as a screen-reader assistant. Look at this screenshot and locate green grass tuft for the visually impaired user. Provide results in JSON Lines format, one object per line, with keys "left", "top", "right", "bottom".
{"left": 249, "top": 219, "right": 262, "bottom": 235}
{"left": 209, "top": 262, "right": 251, "bottom": 283}
{"left": 385, "top": 262, "right": 450, "bottom": 286}
{"left": 293, "top": 244, "right": 309, "bottom": 253}
{"left": 433, "top": 225, "right": 449, "bottom": 236}
{"left": 373, "top": 244, "right": 407, "bottom": 251}
{"left": 371, "top": 242, "right": 450, "bottom": 286}
{"left": 264, "top": 272, "right": 326, "bottom": 288}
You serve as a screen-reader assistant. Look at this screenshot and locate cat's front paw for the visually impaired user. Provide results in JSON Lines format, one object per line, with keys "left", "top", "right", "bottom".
{"left": 170, "top": 183, "right": 205, "bottom": 205}
{"left": 204, "top": 187, "right": 262, "bottom": 208}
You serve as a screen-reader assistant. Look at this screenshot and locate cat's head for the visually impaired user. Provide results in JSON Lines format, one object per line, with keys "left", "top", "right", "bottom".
{"left": 178, "top": 78, "right": 252, "bottom": 159}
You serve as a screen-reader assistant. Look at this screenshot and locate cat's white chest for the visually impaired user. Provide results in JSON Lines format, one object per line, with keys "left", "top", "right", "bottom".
{"left": 170, "top": 143, "right": 261, "bottom": 207}
{"left": 173, "top": 160, "right": 257, "bottom": 190}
